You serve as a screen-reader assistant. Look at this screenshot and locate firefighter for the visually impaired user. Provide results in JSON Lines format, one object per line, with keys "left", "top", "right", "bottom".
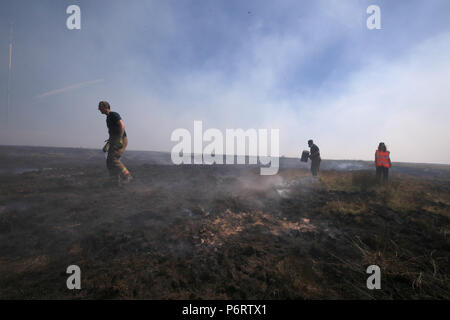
{"left": 375, "top": 142, "right": 391, "bottom": 183}
{"left": 308, "top": 139, "right": 321, "bottom": 177}
{"left": 98, "top": 101, "right": 132, "bottom": 185}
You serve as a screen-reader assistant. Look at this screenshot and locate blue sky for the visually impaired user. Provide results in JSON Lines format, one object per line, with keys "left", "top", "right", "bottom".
{"left": 0, "top": 0, "right": 449, "bottom": 163}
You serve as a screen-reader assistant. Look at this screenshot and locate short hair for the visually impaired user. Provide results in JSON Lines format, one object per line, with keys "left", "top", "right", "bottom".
{"left": 98, "top": 101, "right": 110, "bottom": 109}
{"left": 308, "top": 139, "right": 313, "bottom": 144}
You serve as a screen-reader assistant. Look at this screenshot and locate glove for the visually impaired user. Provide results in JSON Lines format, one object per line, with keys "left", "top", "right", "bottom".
{"left": 102, "top": 140, "right": 110, "bottom": 153}
{"left": 110, "top": 136, "right": 123, "bottom": 149}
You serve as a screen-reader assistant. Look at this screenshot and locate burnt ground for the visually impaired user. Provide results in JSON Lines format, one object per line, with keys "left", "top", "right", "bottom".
{"left": 0, "top": 146, "right": 449, "bottom": 299}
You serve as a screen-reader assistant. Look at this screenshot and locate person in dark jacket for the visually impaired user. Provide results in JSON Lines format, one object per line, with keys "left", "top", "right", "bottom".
{"left": 308, "top": 139, "right": 321, "bottom": 177}
{"left": 98, "top": 101, "right": 132, "bottom": 185}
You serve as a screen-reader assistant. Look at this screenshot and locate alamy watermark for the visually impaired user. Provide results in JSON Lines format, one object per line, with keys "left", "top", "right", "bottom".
{"left": 367, "top": 5, "right": 381, "bottom": 30}
{"left": 65, "top": 4, "right": 381, "bottom": 31}
{"left": 66, "top": 5, "right": 81, "bottom": 30}
{"left": 366, "top": 265, "right": 381, "bottom": 290}
{"left": 66, "top": 265, "right": 81, "bottom": 290}
{"left": 171, "top": 121, "right": 280, "bottom": 175}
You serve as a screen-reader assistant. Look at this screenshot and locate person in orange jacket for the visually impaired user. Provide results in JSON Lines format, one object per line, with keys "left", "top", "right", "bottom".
{"left": 375, "top": 142, "right": 391, "bottom": 183}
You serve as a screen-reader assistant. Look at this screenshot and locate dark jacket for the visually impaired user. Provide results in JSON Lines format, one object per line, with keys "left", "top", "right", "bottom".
{"left": 309, "top": 144, "right": 321, "bottom": 161}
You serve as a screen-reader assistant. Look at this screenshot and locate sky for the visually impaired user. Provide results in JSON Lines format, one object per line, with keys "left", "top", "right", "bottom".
{"left": 0, "top": 0, "right": 449, "bottom": 164}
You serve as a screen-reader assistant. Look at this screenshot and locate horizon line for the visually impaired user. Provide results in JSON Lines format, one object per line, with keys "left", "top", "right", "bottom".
{"left": 1, "top": 143, "right": 449, "bottom": 166}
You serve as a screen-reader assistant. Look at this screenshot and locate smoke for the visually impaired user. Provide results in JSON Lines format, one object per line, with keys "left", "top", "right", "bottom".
{"left": 0, "top": 0, "right": 449, "bottom": 164}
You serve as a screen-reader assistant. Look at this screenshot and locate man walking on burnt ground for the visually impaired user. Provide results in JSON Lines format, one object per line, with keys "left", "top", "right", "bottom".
{"left": 375, "top": 142, "right": 391, "bottom": 184}
{"left": 98, "top": 101, "right": 132, "bottom": 186}
{"left": 308, "top": 139, "right": 321, "bottom": 178}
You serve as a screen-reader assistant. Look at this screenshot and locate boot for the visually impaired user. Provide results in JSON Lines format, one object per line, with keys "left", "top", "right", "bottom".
{"left": 120, "top": 173, "right": 133, "bottom": 185}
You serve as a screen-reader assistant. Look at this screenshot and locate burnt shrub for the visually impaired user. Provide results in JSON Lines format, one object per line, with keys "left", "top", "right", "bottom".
{"left": 351, "top": 170, "right": 378, "bottom": 191}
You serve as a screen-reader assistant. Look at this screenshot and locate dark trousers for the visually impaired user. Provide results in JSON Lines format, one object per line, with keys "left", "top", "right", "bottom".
{"left": 311, "top": 159, "right": 321, "bottom": 177}
{"left": 376, "top": 166, "right": 389, "bottom": 183}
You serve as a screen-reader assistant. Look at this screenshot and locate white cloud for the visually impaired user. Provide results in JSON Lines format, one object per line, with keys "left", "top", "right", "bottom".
{"left": 278, "top": 32, "right": 450, "bottom": 163}
{"left": 157, "top": 31, "right": 450, "bottom": 164}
